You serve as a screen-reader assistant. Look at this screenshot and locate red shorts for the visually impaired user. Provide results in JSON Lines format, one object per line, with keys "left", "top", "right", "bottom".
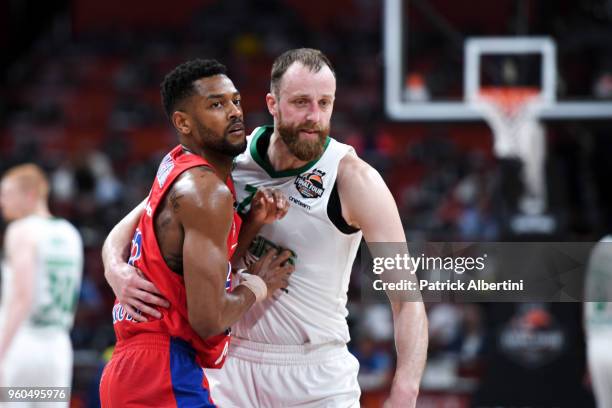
{"left": 99, "top": 333, "right": 216, "bottom": 407}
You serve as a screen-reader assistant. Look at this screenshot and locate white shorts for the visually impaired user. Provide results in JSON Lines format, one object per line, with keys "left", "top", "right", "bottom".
{"left": 205, "top": 338, "right": 361, "bottom": 408}
{"left": 587, "top": 334, "right": 612, "bottom": 408}
{"left": 0, "top": 327, "right": 72, "bottom": 408}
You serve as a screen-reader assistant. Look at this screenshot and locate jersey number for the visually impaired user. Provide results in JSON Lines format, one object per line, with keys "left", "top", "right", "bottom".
{"left": 32, "top": 262, "right": 79, "bottom": 327}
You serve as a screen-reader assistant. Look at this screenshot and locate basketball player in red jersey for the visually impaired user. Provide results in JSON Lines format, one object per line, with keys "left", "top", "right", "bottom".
{"left": 99, "top": 59, "right": 294, "bottom": 407}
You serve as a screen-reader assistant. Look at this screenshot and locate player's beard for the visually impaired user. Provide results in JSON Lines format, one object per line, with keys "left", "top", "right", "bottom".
{"left": 277, "top": 113, "right": 328, "bottom": 162}
{"left": 195, "top": 119, "right": 247, "bottom": 158}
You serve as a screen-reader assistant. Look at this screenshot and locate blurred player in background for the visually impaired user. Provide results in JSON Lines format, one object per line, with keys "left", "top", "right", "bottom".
{"left": 585, "top": 237, "right": 612, "bottom": 408}
{"left": 104, "top": 48, "right": 428, "bottom": 407}
{"left": 0, "top": 164, "right": 83, "bottom": 405}
{"left": 98, "top": 59, "right": 294, "bottom": 407}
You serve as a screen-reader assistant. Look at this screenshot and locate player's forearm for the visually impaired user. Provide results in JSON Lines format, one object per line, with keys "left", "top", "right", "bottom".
{"left": 188, "top": 286, "right": 255, "bottom": 338}
{"left": 219, "top": 286, "right": 257, "bottom": 330}
{"left": 0, "top": 295, "right": 32, "bottom": 363}
{"left": 391, "top": 301, "right": 428, "bottom": 393}
{"left": 185, "top": 244, "right": 258, "bottom": 339}
{"left": 102, "top": 199, "right": 145, "bottom": 271}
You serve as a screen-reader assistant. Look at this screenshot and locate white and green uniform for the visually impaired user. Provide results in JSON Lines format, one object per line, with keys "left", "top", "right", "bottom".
{"left": 585, "top": 236, "right": 612, "bottom": 408}
{"left": 207, "top": 126, "right": 363, "bottom": 407}
{"left": 1, "top": 215, "right": 82, "bottom": 402}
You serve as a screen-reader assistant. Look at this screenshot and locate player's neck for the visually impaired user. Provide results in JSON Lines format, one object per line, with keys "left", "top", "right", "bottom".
{"left": 181, "top": 144, "right": 233, "bottom": 181}
{"left": 24, "top": 203, "right": 51, "bottom": 219}
{"left": 267, "top": 131, "right": 310, "bottom": 172}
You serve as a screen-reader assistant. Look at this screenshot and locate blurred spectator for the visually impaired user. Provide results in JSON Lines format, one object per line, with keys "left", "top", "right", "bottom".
{"left": 354, "top": 335, "right": 393, "bottom": 392}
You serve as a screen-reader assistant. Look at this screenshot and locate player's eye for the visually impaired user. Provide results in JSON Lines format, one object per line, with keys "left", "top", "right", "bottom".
{"left": 233, "top": 98, "right": 241, "bottom": 106}
{"left": 210, "top": 101, "right": 223, "bottom": 108}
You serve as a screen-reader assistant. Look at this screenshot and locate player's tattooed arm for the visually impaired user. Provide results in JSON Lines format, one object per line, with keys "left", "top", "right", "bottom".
{"left": 153, "top": 166, "right": 213, "bottom": 275}
{"left": 154, "top": 183, "right": 187, "bottom": 275}
{"left": 169, "top": 190, "right": 184, "bottom": 212}
{"left": 232, "top": 188, "right": 289, "bottom": 265}
{"left": 102, "top": 165, "right": 213, "bottom": 320}
{"left": 337, "top": 153, "right": 428, "bottom": 408}
{"left": 102, "top": 197, "right": 169, "bottom": 322}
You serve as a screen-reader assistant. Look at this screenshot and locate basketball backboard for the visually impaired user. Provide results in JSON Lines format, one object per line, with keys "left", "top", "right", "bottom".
{"left": 384, "top": 0, "right": 612, "bottom": 120}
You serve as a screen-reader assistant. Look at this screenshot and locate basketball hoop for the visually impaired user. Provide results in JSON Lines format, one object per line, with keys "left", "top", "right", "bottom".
{"left": 477, "top": 87, "right": 540, "bottom": 116}
{"left": 471, "top": 86, "right": 548, "bottom": 215}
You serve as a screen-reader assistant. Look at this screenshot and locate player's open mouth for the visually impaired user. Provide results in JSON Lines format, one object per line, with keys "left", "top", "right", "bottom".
{"left": 228, "top": 124, "right": 245, "bottom": 135}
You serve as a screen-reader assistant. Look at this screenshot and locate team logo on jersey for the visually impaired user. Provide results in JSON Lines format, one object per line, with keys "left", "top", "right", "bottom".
{"left": 294, "top": 169, "right": 326, "bottom": 199}
{"left": 128, "top": 229, "right": 143, "bottom": 266}
{"left": 157, "top": 153, "right": 175, "bottom": 188}
{"left": 244, "top": 236, "right": 296, "bottom": 267}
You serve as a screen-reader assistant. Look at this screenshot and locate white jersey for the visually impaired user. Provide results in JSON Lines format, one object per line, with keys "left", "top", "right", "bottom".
{"left": 0, "top": 215, "right": 83, "bottom": 331}
{"left": 232, "top": 126, "right": 363, "bottom": 345}
{"left": 584, "top": 235, "right": 612, "bottom": 335}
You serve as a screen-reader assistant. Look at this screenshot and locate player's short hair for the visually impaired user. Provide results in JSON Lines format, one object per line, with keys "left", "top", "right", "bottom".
{"left": 160, "top": 59, "right": 228, "bottom": 118}
{"left": 270, "top": 48, "right": 335, "bottom": 97}
{"left": 2, "top": 163, "right": 49, "bottom": 200}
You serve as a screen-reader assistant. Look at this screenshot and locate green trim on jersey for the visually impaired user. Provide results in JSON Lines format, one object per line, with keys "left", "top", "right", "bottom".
{"left": 249, "top": 125, "right": 331, "bottom": 178}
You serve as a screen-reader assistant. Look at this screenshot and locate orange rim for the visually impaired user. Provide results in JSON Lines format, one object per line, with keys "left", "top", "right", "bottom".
{"left": 477, "top": 86, "right": 541, "bottom": 115}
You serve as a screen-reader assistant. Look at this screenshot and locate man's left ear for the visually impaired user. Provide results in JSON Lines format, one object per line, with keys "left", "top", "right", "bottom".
{"left": 265, "top": 93, "right": 277, "bottom": 116}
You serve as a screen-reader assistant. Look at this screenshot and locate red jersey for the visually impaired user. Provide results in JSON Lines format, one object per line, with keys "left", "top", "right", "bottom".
{"left": 112, "top": 145, "right": 242, "bottom": 368}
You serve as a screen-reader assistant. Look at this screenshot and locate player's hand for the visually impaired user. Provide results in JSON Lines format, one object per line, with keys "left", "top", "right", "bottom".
{"left": 247, "top": 188, "right": 289, "bottom": 225}
{"left": 248, "top": 249, "right": 294, "bottom": 296}
{"left": 385, "top": 382, "right": 418, "bottom": 408}
{"left": 105, "top": 261, "right": 169, "bottom": 322}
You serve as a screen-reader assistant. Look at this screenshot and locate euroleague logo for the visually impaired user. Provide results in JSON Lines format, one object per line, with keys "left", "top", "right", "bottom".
{"left": 128, "top": 228, "right": 143, "bottom": 266}
{"left": 294, "top": 169, "right": 326, "bottom": 199}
